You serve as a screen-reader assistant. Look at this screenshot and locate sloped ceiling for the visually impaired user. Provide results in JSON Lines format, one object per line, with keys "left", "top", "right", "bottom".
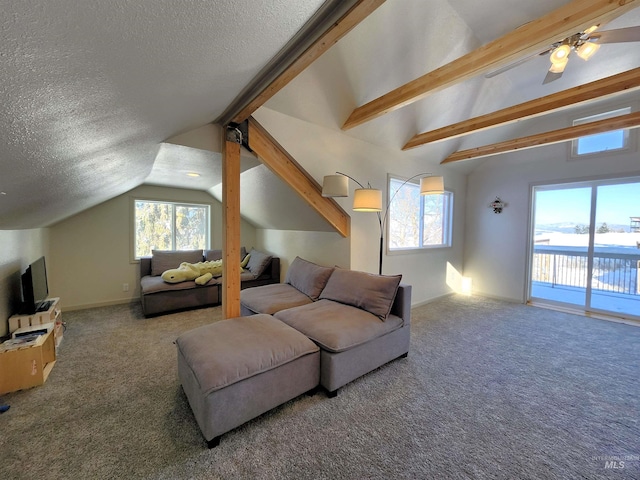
{"left": 0, "top": 0, "right": 325, "bottom": 229}
{"left": 265, "top": 0, "right": 640, "bottom": 169}
{"left": 1, "top": 0, "right": 639, "bottom": 230}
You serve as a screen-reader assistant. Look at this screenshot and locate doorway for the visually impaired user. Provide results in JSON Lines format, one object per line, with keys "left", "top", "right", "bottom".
{"left": 529, "top": 177, "right": 640, "bottom": 320}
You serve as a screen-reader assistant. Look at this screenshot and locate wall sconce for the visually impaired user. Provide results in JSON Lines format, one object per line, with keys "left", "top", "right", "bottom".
{"left": 322, "top": 171, "right": 445, "bottom": 274}
{"left": 489, "top": 196, "right": 505, "bottom": 214}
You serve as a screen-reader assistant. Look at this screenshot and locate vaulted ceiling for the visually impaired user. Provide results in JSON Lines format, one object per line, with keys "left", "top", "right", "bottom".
{"left": 1, "top": 0, "right": 639, "bottom": 230}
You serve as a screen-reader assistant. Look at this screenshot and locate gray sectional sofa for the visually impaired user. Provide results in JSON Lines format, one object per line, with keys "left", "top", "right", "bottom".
{"left": 176, "top": 256, "right": 412, "bottom": 447}
{"left": 240, "top": 256, "right": 412, "bottom": 396}
{"left": 140, "top": 247, "right": 280, "bottom": 316}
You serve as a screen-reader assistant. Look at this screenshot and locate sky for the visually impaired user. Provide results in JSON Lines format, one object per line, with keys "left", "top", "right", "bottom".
{"left": 535, "top": 181, "right": 640, "bottom": 226}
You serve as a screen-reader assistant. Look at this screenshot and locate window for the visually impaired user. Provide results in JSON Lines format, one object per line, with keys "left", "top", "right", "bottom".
{"left": 133, "top": 200, "right": 210, "bottom": 258}
{"left": 572, "top": 107, "right": 631, "bottom": 156}
{"left": 387, "top": 176, "right": 453, "bottom": 250}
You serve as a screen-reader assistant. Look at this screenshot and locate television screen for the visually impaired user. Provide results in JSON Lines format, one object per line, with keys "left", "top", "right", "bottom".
{"left": 21, "top": 256, "right": 49, "bottom": 314}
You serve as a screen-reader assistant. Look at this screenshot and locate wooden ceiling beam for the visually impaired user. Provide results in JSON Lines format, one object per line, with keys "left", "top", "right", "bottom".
{"left": 342, "top": 0, "right": 639, "bottom": 130}
{"left": 221, "top": 0, "right": 386, "bottom": 126}
{"left": 247, "top": 117, "right": 351, "bottom": 238}
{"left": 404, "top": 67, "right": 640, "bottom": 149}
{"left": 441, "top": 111, "right": 640, "bottom": 164}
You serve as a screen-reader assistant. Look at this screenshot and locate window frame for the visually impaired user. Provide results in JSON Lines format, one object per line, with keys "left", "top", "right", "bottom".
{"left": 131, "top": 197, "right": 211, "bottom": 260}
{"left": 386, "top": 174, "right": 453, "bottom": 254}
{"left": 570, "top": 105, "right": 634, "bottom": 159}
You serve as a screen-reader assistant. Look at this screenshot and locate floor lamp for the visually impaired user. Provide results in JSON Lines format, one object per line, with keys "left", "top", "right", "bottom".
{"left": 322, "top": 172, "right": 444, "bottom": 274}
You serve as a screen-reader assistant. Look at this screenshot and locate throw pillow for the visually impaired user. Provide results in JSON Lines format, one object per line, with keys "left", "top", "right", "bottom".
{"left": 285, "top": 257, "right": 334, "bottom": 300}
{"left": 245, "top": 249, "right": 273, "bottom": 277}
{"left": 205, "top": 246, "right": 248, "bottom": 262}
{"left": 151, "top": 249, "right": 203, "bottom": 276}
{"left": 319, "top": 268, "right": 402, "bottom": 320}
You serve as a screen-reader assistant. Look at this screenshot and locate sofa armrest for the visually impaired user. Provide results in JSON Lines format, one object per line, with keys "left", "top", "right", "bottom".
{"left": 390, "top": 284, "right": 412, "bottom": 326}
{"left": 269, "top": 257, "right": 280, "bottom": 282}
{"left": 140, "top": 256, "right": 152, "bottom": 277}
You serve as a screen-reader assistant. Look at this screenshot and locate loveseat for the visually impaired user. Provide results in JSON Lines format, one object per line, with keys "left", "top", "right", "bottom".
{"left": 140, "top": 247, "right": 280, "bottom": 316}
{"left": 240, "top": 256, "right": 411, "bottom": 396}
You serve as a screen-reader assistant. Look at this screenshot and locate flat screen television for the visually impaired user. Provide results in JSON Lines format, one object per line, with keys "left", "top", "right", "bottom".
{"left": 21, "top": 256, "right": 50, "bottom": 314}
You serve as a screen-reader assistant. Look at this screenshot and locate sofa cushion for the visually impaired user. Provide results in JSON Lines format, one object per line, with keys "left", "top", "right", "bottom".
{"left": 175, "top": 314, "right": 319, "bottom": 394}
{"left": 241, "top": 270, "right": 258, "bottom": 281}
{"left": 319, "top": 268, "right": 402, "bottom": 320}
{"left": 274, "top": 300, "right": 403, "bottom": 353}
{"left": 246, "top": 249, "right": 272, "bottom": 277}
{"left": 205, "top": 247, "right": 248, "bottom": 262}
{"left": 141, "top": 275, "right": 220, "bottom": 294}
{"left": 151, "top": 249, "right": 203, "bottom": 276}
{"left": 240, "top": 283, "right": 314, "bottom": 315}
{"left": 285, "top": 257, "right": 334, "bottom": 301}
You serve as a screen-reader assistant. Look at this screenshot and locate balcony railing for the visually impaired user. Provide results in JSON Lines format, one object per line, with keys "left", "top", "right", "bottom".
{"left": 532, "top": 245, "right": 640, "bottom": 296}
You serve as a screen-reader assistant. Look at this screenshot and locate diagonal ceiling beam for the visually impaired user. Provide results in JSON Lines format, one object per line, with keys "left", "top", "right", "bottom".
{"left": 218, "top": 0, "right": 386, "bottom": 126}
{"left": 440, "top": 111, "right": 640, "bottom": 164}
{"left": 342, "top": 0, "right": 639, "bottom": 130}
{"left": 403, "top": 67, "right": 640, "bottom": 149}
{"left": 247, "top": 116, "right": 351, "bottom": 237}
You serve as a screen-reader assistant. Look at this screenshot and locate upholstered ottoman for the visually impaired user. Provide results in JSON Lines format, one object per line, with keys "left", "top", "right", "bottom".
{"left": 176, "top": 314, "right": 320, "bottom": 448}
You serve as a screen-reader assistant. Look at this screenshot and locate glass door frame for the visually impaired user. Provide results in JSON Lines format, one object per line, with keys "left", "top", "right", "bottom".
{"left": 526, "top": 175, "right": 640, "bottom": 322}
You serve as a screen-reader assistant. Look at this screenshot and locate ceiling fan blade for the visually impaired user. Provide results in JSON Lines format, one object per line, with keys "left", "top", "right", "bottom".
{"left": 485, "top": 48, "right": 552, "bottom": 78}
{"left": 589, "top": 26, "right": 640, "bottom": 44}
{"left": 543, "top": 70, "right": 563, "bottom": 85}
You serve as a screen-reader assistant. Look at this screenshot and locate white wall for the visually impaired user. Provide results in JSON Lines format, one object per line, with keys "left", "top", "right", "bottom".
{"left": 49, "top": 185, "right": 256, "bottom": 310}
{"left": 253, "top": 107, "right": 467, "bottom": 305}
{"left": 257, "top": 229, "right": 350, "bottom": 280}
{"left": 0, "top": 229, "right": 49, "bottom": 337}
{"left": 464, "top": 115, "right": 640, "bottom": 302}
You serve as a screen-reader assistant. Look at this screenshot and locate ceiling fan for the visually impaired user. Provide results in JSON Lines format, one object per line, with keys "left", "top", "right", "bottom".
{"left": 485, "top": 25, "right": 640, "bottom": 84}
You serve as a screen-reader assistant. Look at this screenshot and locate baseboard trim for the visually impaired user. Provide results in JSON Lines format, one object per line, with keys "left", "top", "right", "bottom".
{"left": 63, "top": 298, "right": 139, "bottom": 312}
{"left": 411, "top": 291, "right": 455, "bottom": 309}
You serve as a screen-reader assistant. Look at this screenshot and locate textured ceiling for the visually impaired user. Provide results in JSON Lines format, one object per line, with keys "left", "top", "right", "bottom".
{"left": 1, "top": 0, "right": 639, "bottom": 230}
{"left": 0, "top": 0, "right": 325, "bottom": 228}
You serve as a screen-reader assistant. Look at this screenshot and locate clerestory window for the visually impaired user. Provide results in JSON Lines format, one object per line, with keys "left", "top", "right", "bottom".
{"left": 572, "top": 107, "right": 632, "bottom": 156}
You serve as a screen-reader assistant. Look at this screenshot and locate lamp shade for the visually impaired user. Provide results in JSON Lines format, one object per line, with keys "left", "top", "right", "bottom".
{"left": 322, "top": 175, "right": 349, "bottom": 197}
{"left": 420, "top": 176, "right": 444, "bottom": 194}
{"left": 353, "top": 188, "right": 382, "bottom": 211}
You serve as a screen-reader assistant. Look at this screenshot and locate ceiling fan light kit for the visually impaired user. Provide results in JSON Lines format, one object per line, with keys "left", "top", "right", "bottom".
{"left": 576, "top": 41, "right": 600, "bottom": 60}
{"left": 546, "top": 27, "right": 602, "bottom": 76}
{"left": 583, "top": 24, "right": 600, "bottom": 36}
{"left": 550, "top": 44, "right": 571, "bottom": 65}
{"left": 486, "top": 23, "right": 640, "bottom": 85}
{"left": 549, "top": 57, "right": 569, "bottom": 73}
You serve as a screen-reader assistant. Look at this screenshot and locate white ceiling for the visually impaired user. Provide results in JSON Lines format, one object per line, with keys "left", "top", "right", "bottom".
{"left": 1, "top": 0, "right": 639, "bottom": 230}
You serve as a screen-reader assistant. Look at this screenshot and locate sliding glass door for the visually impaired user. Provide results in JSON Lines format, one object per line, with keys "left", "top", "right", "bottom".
{"left": 529, "top": 177, "right": 640, "bottom": 320}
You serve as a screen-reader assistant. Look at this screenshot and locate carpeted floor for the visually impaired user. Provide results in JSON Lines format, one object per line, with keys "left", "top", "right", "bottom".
{"left": 1, "top": 295, "right": 638, "bottom": 479}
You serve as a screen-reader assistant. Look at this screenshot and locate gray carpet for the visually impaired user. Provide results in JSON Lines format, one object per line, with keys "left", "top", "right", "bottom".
{"left": 1, "top": 295, "right": 639, "bottom": 479}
